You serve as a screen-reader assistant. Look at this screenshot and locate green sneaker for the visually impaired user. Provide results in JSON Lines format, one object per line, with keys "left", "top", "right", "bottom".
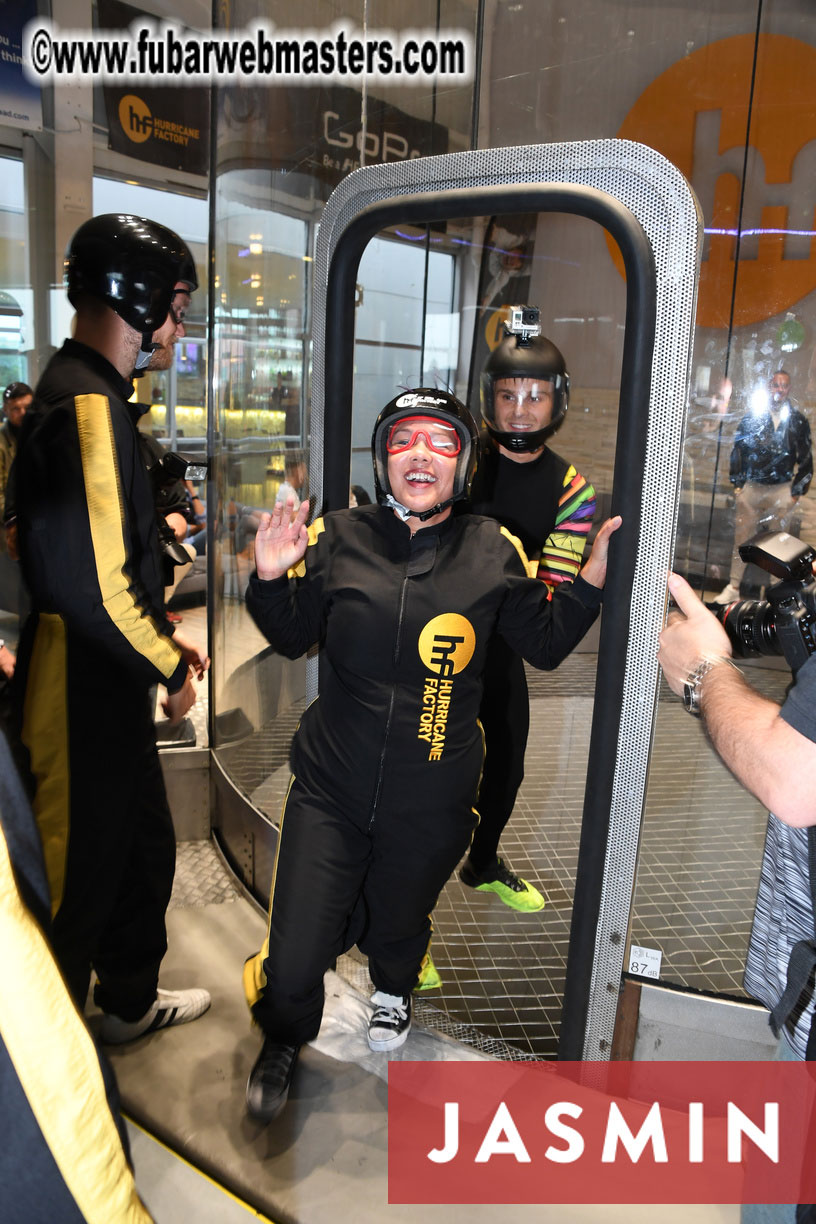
{"left": 459, "top": 857, "right": 546, "bottom": 913}
{"left": 414, "top": 950, "right": 442, "bottom": 991}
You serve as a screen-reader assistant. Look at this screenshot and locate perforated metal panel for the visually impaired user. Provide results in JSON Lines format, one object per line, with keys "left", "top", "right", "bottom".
{"left": 310, "top": 140, "right": 702, "bottom": 1059}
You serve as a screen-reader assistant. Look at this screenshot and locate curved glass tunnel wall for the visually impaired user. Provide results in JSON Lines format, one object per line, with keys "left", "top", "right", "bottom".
{"left": 209, "top": 0, "right": 816, "bottom": 1056}
{"left": 627, "top": 1, "right": 816, "bottom": 1019}
{"left": 209, "top": 0, "right": 474, "bottom": 893}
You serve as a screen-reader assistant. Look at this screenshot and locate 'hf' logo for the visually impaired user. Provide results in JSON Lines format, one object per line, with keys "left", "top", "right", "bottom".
{"left": 418, "top": 614, "right": 475, "bottom": 677}
{"left": 119, "top": 94, "right": 153, "bottom": 144}
{"left": 615, "top": 34, "right": 816, "bottom": 327}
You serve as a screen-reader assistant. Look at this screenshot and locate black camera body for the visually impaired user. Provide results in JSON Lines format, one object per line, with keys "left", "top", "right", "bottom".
{"left": 712, "top": 532, "right": 816, "bottom": 674}
{"left": 155, "top": 518, "right": 193, "bottom": 584}
{"left": 146, "top": 450, "right": 207, "bottom": 584}
{"left": 148, "top": 449, "right": 207, "bottom": 492}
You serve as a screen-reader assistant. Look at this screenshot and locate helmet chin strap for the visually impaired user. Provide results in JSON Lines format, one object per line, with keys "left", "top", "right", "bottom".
{"left": 133, "top": 329, "right": 160, "bottom": 372}
{"left": 384, "top": 493, "right": 456, "bottom": 522}
{"left": 489, "top": 425, "right": 555, "bottom": 453}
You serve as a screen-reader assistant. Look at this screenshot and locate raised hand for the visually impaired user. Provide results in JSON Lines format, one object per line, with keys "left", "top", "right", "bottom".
{"left": 579, "top": 515, "right": 622, "bottom": 589}
{"left": 255, "top": 496, "right": 311, "bottom": 581}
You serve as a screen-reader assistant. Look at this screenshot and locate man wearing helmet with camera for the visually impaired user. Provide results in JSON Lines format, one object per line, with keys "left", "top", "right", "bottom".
{"left": 457, "top": 309, "right": 596, "bottom": 912}
{"left": 14, "top": 215, "right": 210, "bottom": 1041}
{"left": 241, "top": 388, "right": 620, "bottom": 1121}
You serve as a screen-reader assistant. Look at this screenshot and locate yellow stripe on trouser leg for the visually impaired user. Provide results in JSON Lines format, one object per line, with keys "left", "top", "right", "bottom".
{"left": 0, "top": 824, "right": 152, "bottom": 1222}
{"left": 242, "top": 949, "right": 268, "bottom": 1012}
{"left": 415, "top": 919, "right": 442, "bottom": 991}
{"left": 242, "top": 774, "right": 294, "bottom": 1014}
{"left": 21, "top": 614, "right": 71, "bottom": 916}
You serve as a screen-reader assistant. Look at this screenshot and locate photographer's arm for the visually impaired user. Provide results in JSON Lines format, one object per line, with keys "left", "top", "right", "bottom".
{"left": 658, "top": 572, "right": 816, "bottom": 828}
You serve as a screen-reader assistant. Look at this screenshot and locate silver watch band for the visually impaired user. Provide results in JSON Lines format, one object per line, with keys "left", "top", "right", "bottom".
{"left": 683, "top": 654, "right": 739, "bottom": 717}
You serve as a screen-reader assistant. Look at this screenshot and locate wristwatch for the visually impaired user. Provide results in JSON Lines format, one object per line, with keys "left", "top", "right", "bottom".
{"left": 682, "top": 655, "right": 737, "bottom": 717}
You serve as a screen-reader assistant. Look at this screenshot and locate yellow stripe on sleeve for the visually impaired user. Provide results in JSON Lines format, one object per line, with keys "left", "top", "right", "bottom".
{"left": 289, "top": 515, "right": 325, "bottom": 579}
{"left": 75, "top": 394, "right": 181, "bottom": 680}
{"left": 0, "top": 822, "right": 152, "bottom": 1222}
{"left": 499, "top": 524, "right": 538, "bottom": 578}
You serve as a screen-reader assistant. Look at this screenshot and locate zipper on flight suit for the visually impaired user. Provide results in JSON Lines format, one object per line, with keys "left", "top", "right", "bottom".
{"left": 368, "top": 567, "right": 410, "bottom": 830}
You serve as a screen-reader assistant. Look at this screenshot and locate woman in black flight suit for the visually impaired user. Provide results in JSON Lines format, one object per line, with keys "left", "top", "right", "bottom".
{"left": 242, "top": 389, "right": 620, "bottom": 1121}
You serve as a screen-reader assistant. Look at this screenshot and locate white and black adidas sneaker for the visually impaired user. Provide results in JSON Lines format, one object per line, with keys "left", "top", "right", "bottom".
{"left": 99, "top": 987, "right": 211, "bottom": 1044}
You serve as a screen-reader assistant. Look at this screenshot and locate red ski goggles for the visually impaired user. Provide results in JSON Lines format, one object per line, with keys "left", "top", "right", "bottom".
{"left": 385, "top": 416, "right": 462, "bottom": 457}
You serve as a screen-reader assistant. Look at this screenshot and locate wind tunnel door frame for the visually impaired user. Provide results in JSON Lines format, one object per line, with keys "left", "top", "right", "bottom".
{"left": 310, "top": 140, "right": 702, "bottom": 1061}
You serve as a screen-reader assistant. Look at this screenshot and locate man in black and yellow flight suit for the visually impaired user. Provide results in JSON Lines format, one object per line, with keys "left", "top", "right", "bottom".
{"left": 14, "top": 215, "right": 210, "bottom": 1041}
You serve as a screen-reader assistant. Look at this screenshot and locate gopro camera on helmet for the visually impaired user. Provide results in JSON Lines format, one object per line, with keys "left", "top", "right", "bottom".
{"left": 506, "top": 305, "right": 541, "bottom": 344}
{"left": 709, "top": 532, "right": 816, "bottom": 674}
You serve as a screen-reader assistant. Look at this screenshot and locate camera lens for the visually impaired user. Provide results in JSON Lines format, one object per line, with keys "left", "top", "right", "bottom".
{"left": 716, "top": 599, "right": 782, "bottom": 658}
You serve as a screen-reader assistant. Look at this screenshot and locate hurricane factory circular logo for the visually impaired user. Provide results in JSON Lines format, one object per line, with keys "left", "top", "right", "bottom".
{"left": 119, "top": 94, "right": 153, "bottom": 144}
{"left": 418, "top": 614, "right": 476, "bottom": 677}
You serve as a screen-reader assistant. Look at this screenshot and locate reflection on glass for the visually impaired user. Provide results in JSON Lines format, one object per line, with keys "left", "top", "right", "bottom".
{"left": 211, "top": 170, "right": 311, "bottom": 789}
{"left": 632, "top": 8, "right": 816, "bottom": 1012}
{"left": 0, "top": 156, "right": 29, "bottom": 388}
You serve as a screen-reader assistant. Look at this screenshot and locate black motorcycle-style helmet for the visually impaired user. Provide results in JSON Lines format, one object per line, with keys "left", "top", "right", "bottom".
{"left": 371, "top": 388, "right": 480, "bottom": 521}
{"left": 65, "top": 214, "right": 198, "bottom": 334}
{"left": 480, "top": 332, "right": 569, "bottom": 453}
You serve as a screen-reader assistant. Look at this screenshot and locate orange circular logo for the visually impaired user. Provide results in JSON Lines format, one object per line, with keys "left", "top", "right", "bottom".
{"left": 119, "top": 95, "right": 153, "bottom": 144}
{"left": 418, "top": 614, "right": 475, "bottom": 676}
{"left": 614, "top": 34, "right": 816, "bottom": 327}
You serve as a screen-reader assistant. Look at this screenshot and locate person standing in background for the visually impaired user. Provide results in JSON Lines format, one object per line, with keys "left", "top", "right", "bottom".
{"left": 458, "top": 312, "right": 596, "bottom": 913}
{"left": 716, "top": 370, "right": 811, "bottom": 604}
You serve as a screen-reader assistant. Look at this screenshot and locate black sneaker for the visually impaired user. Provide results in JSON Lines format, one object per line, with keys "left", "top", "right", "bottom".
{"left": 459, "top": 856, "right": 545, "bottom": 912}
{"left": 368, "top": 991, "right": 411, "bottom": 1052}
{"left": 246, "top": 1038, "right": 300, "bottom": 1122}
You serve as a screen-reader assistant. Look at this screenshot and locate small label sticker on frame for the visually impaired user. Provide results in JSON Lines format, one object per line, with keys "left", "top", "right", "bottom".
{"left": 628, "top": 945, "right": 662, "bottom": 979}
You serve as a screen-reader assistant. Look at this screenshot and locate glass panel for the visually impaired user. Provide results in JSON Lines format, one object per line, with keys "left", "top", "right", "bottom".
{"left": 210, "top": 166, "right": 311, "bottom": 805}
{"left": 630, "top": 2, "right": 816, "bottom": 1001}
{"left": 0, "top": 155, "right": 29, "bottom": 387}
{"left": 352, "top": 233, "right": 458, "bottom": 494}
{"left": 209, "top": 0, "right": 477, "bottom": 828}
{"left": 91, "top": 178, "right": 210, "bottom": 452}
{"left": 0, "top": 153, "right": 28, "bottom": 625}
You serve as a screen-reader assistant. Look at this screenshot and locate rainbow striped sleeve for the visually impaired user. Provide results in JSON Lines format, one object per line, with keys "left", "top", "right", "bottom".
{"left": 536, "top": 465, "right": 596, "bottom": 588}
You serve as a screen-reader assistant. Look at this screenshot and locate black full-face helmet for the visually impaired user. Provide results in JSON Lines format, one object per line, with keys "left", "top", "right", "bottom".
{"left": 371, "top": 388, "right": 480, "bottom": 521}
{"left": 65, "top": 214, "right": 198, "bottom": 334}
{"left": 480, "top": 332, "right": 569, "bottom": 453}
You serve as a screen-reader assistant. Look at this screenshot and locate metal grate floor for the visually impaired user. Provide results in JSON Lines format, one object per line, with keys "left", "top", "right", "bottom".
{"left": 202, "top": 649, "right": 787, "bottom": 1060}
